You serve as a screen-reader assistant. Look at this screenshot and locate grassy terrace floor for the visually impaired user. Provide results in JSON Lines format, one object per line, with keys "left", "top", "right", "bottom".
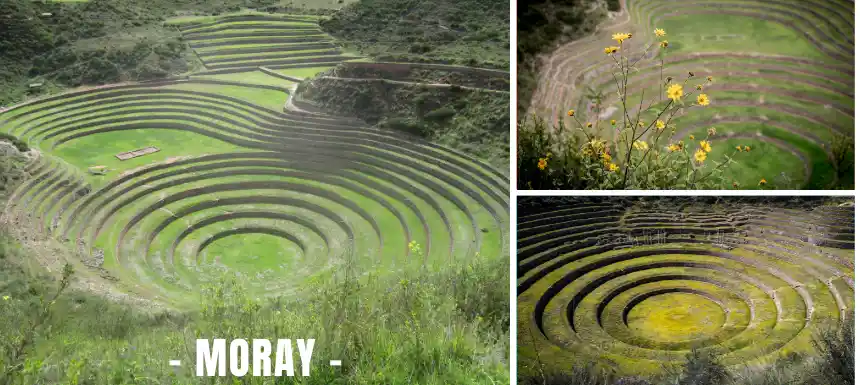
{"left": 527, "top": 0, "right": 854, "bottom": 189}
{"left": 516, "top": 198, "right": 854, "bottom": 376}
{"left": 0, "top": 76, "right": 509, "bottom": 308}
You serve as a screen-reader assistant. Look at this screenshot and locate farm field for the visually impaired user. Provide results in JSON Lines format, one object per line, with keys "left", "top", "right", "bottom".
{"left": 522, "top": 0, "right": 854, "bottom": 189}
{"left": 516, "top": 197, "right": 854, "bottom": 382}
{"left": 0, "top": 12, "right": 508, "bottom": 308}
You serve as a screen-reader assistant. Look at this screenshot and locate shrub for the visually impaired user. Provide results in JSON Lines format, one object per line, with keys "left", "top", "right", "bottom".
{"left": 674, "top": 349, "right": 731, "bottom": 385}
{"left": 810, "top": 315, "right": 854, "bottom": 385}
{"left": 383, "top": 117, "right": 427, "bottom": 136}
{"left": 607, "top": 0, "right": 621, "bottom": 11}
{"left": 830, "top": 131, "right": 854, "bottom": 189}
{"left": 423, "top": 106, "right": 457, "bottom": 121}
{"left": 0, "top": 133, "right": 28, "bottom": 153}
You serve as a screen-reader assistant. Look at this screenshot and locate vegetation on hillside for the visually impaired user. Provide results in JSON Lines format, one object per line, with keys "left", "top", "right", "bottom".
{"left": 517, "top": 0, "right": 604, "bottom": 115}
{"left": 0, "top": 0, "right": 298, "bottom": 106}
{"left": 300, "top": 75, "right": 509, "bottom": 169}
{"left": 0, "top": 242, "right": 508, "bottom": 384}
{"left": 320, "top": 0, "right": 509, "bottom": 69}
{"left": 0, "top": 143, "right": 508, "bottom": 384}
{"left": 518, "top": 323, "right": 854, "bottom": 385}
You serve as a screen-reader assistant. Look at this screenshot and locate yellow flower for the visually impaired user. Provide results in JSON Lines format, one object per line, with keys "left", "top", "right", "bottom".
{"left": 601, "top": 152, "right": 612, "bottom": 163}
{"left": 759, "top": 178, "right": 767, "bottom": 186}
{"left": 667, "top": 144, "right": 680, "bottom": 152}
{"left": 587, "top": 122, "right": 593, "bottom": 128}
{"left": 582, "top": 139, "right": 607, "bottom": 157}
{"left": 667, "top": 83, "right": 683, "bottom": 102}
{"left": 610, "top": 119, "right": 617, "bottom": 125}
{"left": 707, "top": 127, "right": 716, "bottom": 136}
{"left": 2, "top": 295, "right": 8, "bottom": 301}
{"left": 744, "top": 146, "right": 751, "bottom": 152}
{"left": 608, "top": 163, "right": 619, "bottom": 172}
{"left": 699, "top": 140, "right": 712, "bottom": 153}
{"left": 696, "top": 84, "right": 703, "bottom": 90}
{"left": 537, "top": 158, "right": 547, "bottom": 170}
{"left": 633, "top": 141, "right": 649, "bottom": 151}
{"left": 689, "top": 135, "right": 695, "bottom": 140}
{"left": 660, "top": 40, "right": 669, "bottom": 48}
{"left": 697, "top": 93, "right": 710, "bottom": 106}
{"left": 637, "top": 120, "right": 645, "bottom": 127}
{"left": 736, "top": 145, "right": 742, "bottom": 151}
{"left": 694, "top": 149, "right": 707, "bottom": 164}
{"left": 654, "top": 28, "right": 666, "bottom": 37}
{"left": 656, "top": 120, "right": 666, "bottom": 130}
{"left": 604, "top": 46, "right": 619, "bottom": 55}
{"left": 612, "top": 33, "right": 629, "bottom": 43}
{"left": 707, "top": 76, "right": 714, "bottom": 82}
{"left": 567, "top": 109, "right": 575, "bottom": 117}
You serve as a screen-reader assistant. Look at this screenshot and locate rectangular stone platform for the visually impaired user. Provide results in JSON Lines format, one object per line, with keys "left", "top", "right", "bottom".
{"left": 116, "top": 146, "right": 160, "bottom": 160}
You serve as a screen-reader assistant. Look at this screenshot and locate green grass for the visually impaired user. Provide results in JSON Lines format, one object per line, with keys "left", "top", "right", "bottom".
{"left": 193, "top": 42, "right": 331, "bottom": 53}
{"left": 200, "top": 232, "right": 306, "bottom": 274}
{"left": 204, "top": 48, "right": 336, "bottom": 62}
{"left": 192, "top": 70, "right": 296, "bottom": 87}
{"left": 161, "top": 82, "right": 289, "bottom": 111}
{"left": 52, "top": 129, "right": 242, "bottom": 187}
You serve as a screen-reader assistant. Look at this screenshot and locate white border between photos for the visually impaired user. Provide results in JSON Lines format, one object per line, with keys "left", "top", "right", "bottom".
{"left": 508, "top": 3, "right": 860, "bottom": 384}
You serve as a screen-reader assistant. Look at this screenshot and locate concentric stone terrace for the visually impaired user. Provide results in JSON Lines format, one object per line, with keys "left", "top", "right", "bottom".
{"left": 516, "top": 198, "right": 853, "bottom": 375}
{"left": 529, "top": 0, "right": 854, "bottom": 188}
{"left": 0, "top": 78, "right": 508, "bottom": 306}
{"left": 179, "top": 14, "right": 359, "bottom": 74}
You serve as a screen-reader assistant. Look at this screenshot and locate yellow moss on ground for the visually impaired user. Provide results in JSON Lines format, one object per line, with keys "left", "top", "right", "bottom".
{"left": 627, "top": 292, "right": 725, "bottom": 343}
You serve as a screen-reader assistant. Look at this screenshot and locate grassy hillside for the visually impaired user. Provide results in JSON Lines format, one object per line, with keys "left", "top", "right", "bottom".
{"left": 319, "top": 0, "right": 509, "bottom": 69}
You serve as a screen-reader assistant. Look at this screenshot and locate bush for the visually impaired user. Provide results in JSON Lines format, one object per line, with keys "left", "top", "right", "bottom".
{"left": 830, "top": 131, "right": 854, "bottom": 189}
{"left": 675, "top": 349, "right": 731, "bottom": 385}
{"left": 383, "top": 117, "right": 427, "bottom": 136}
{"left": 607, "top": 0, "right": 621, "bottom": 11}
{"left": 810, "top": 316, "right": 854, "bottom": 385}
{"left": 0, "top": 133, "right": 29, "bottom": 153}
{"left": 423, "top": 106, "right": 457, "bottom": 122}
